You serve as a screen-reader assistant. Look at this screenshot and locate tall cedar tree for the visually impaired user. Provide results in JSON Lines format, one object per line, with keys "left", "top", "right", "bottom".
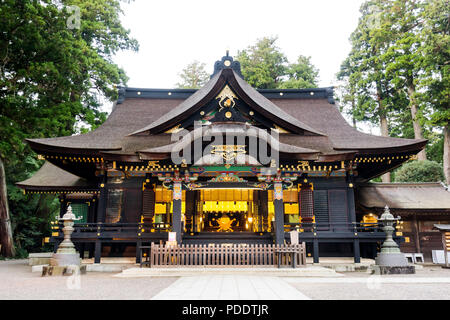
{"left": 338, "top": 0, "right": 403, "bottom": 182}
{"left": 0, "top": 0, "right": 138, "bottom": 257}
{"left": 339, "top": 0, "right": 449, "bottom": 182}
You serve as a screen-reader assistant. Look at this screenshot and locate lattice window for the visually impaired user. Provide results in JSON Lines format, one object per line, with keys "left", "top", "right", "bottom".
{"left": 299, "top": 189, "right": 314, "bottom": 218}
{"left": 142, "top": 188, "right": 155, "bottom": 219}
{"left": 313, "top": 190, "right": 329, "bottom": 230}
{"left": 71, "top": 203, "right": 88, "bottom": 223}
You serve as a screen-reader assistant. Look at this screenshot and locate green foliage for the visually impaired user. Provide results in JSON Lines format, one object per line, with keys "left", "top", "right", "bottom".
{"left": 0, "top": 0, "right": 138, "bottom": 256}
{"left": 236, "top": 37, "right": 319, "bottom": 89}
{"left": 278, "top": 55, "right": 319, "bottom": 89}
{"left": 236, "top": 37, "right": 288, "bottom": 89}
{"left": 177, "top": 37, "right": 320, "bottom": 91}
{"left": 418, "top": 0, "right": 449, "bottom": 129}
{"left": 394, "top": 160, "right": 445, "bottom": 182}
{"left": 338, "top": 0, "right": 449, "bottom": 170}
{"left": 337, "top": 0, "right": 405, "bottom": 129}
{"left": 176, "top": 61, "right": 209, "bottom": 89}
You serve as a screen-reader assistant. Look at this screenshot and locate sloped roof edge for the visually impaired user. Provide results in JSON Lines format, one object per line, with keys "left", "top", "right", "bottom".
{"left": 130, "top": 68, "right": 326, "bottom": 136}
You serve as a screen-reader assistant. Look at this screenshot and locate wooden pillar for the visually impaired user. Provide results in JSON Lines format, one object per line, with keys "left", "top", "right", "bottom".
{"left": 313, "top": 239, "right": 319, "bottom": 263}
{"left": 135, "top": 240, "right": 141, "bottom": 264}
{"left": 260, "top": 190, "right": 269, "bottom": 232}
{"left": 94, "top": 240, "right": 102, "bottom": 264}
{"left": 353, "top": 239, "right": 361, "bottom": 263}
{"left": 88, "top": 197, "right": 96, "bottom": 223}
{"left": 442, "top": 231, "right": 449, "bottom": 268}
{"left": 192, "top": 193, "right": 197, "bottom": 233}
{"left": 412, "top": 215, "right": 421, "bottom": 253}
{"left": 53, "top": 240, "right": 60, "bottom": 253}
{"left": 274, "top": 182, "right": 285, "bottom": 245}
{"left": 59, "top": 195, "right": 67, "bottom": 218}
{"left": 347, "top": 185, "right": 356, "bottom": 223}
{"left": 79, "top": 243, "right": 85, "bottom": 259}
{"left": 172, "top": 181, "right": 182, "bottom": 244}
{"left": 185, "top": 190, "right": 195, "bottom": 233}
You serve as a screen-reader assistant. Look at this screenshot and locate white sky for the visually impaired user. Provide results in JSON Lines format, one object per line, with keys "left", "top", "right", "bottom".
{"left": 114, "top": 0, "right": 365, "bottom": 89}
{"left": 111, "top": 0, "right": 378, "bottom": 134}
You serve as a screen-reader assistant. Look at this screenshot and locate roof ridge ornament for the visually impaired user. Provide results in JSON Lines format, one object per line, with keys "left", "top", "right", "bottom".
{"left": 211, "top": 52, "right": 243, "bottom": 79}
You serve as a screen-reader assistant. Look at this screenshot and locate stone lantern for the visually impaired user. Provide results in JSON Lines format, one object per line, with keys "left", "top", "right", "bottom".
{"left": 373, "top": 206, "right": 414, "bottom": 274}
{"left": 50, "top": 205, "right": 82, "bottom": 267}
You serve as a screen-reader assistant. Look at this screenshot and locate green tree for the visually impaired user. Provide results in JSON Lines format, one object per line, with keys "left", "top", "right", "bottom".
{"left": 236, "top": 36, "right": 288, "bottom": 89}
{"left": 236, "top": 37, "right": 320, "bottom": 89}
{"left": 278, "top": 55, "right": 319, "bottom": 89}
{"left": 394, "top": 160, "right": 445, "bottom": 182}
{"left": 380, "top": 0, "right": 429, "bottom": 160}
{"left": 338, "top": 0, "right": 404, "bottom": 182}
{"left": 418, "top": 0, "right": 449, "bottom": 184}
{"left": 339, "top": 0, "right": 449, "bottom": 183}
{"left": 0, "top": 0, "right": 138, "bottom": 257}
{"left": 176, "top": 61, "right": 209, "bottom": 89}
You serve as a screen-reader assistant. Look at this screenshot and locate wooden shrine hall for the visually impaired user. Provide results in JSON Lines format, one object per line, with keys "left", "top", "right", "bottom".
{"left": 17, "top": 54, "right": 427, "bottom": 265}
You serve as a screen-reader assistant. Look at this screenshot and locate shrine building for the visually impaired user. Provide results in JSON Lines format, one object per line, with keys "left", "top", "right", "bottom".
{"left": 17, "top": 54, "right": 427, "bottom": 264}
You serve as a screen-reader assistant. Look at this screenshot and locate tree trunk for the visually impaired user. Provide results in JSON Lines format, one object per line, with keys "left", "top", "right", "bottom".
{"left": 0, "top": 157, "right": 15, "bottom": 257}
{"left": 351, "top": 99, "right": 357, "bottom": 128}
{"left": 377, "top": 82, "right": 390, "bottom": 183}
{"left": 380, "top": 114, "right": 391, "bottom": 182}
{"left": 444, "top": 125, "right": 450, "bottom": 185}
{"left": 407, "top": 84, "right": 427, "bottom": 160}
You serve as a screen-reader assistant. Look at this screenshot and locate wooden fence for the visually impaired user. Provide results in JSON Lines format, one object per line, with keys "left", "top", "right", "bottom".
{"left": 146, "top": 243, "right": 306, "bottom": 268}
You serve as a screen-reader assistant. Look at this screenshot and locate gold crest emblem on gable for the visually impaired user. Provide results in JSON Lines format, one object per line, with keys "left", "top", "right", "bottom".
{"left": 216, "top": 85, "right": 238, "bottom": 111}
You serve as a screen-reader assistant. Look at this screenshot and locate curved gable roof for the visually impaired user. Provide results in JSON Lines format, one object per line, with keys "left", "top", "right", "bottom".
{"left": 130, "top": 68, "right": 325, "bottom": 136}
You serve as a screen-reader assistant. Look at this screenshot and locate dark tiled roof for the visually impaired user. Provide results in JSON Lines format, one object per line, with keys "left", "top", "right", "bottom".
{"left": 357, "top": 182, "right": 450, "bottom": 209}
{"left": 26, "top": 78, "right": 426, "bottom": 158}
{"left": 27, "top": 98, "right": 183, "bottom": 150}
{"left": 130, "top": 69, "right": 324, "bottom": 136}
{"left": 271, "top": 98, "right": 427, "bottom": 151}
{"left": 16, "top": 162, "right": 96, "bottom": 190}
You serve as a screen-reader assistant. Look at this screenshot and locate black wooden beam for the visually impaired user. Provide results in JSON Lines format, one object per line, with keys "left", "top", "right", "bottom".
{"left": 94, "top": 240, "right": 101, "bottom": 264}
{"left": 274, "top": 198, "right": 284, "bottom": 245}
{"left": 173, "top": 199, "right": 182, "bottom": 243}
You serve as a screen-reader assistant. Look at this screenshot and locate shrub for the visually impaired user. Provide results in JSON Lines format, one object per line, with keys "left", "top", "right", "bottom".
{"left": 394, "top": 160, "right": 445, "bottom": 183}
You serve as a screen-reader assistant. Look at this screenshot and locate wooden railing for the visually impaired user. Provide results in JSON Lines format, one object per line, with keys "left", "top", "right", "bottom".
{"left": 147, "top": 243, "right": 306, "bottom": 268}
{"left": 56, "top": 222, "right": 172, "bottom": 234}
{"left": 283, "top": 222, "right": 382, "bottom": 233}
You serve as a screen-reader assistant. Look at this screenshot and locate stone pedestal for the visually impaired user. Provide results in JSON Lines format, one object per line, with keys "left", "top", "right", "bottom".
{"left": 42, "top": 265, "right": 86, "bottom": 277}
{"left": 375, "top": 252, "right": 408, "bottom": 266}
{"left": 50, "top": 254, "right": 81, "bottom": 266}
{"left": 372, "top": 265, "right": 415, "bottom": 275}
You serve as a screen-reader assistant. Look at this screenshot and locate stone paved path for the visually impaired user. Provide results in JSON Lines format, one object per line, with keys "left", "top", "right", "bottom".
{"left": 151, "top": 275, "right": 311, "bottom": 300}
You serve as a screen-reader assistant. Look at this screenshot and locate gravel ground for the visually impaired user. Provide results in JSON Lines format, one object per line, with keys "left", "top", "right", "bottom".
{"left": 285, "top": 266, "right": 450, "bottom": 300}
{"left": 0, "top": 259, "right": 178, "bottom": 300}
{"left": 1, "top": 259, "right": 450, "bottom": 300}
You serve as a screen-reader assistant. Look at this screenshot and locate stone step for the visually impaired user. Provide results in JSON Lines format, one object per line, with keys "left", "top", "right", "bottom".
{"left": 28, "top": 252, "right": 53, "bottom": 266}
{"left": 85, "top": 263, "right": 133, "bottom": 272}
{"left": 115, "top": 266, "right": 343, "bottom": 278}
